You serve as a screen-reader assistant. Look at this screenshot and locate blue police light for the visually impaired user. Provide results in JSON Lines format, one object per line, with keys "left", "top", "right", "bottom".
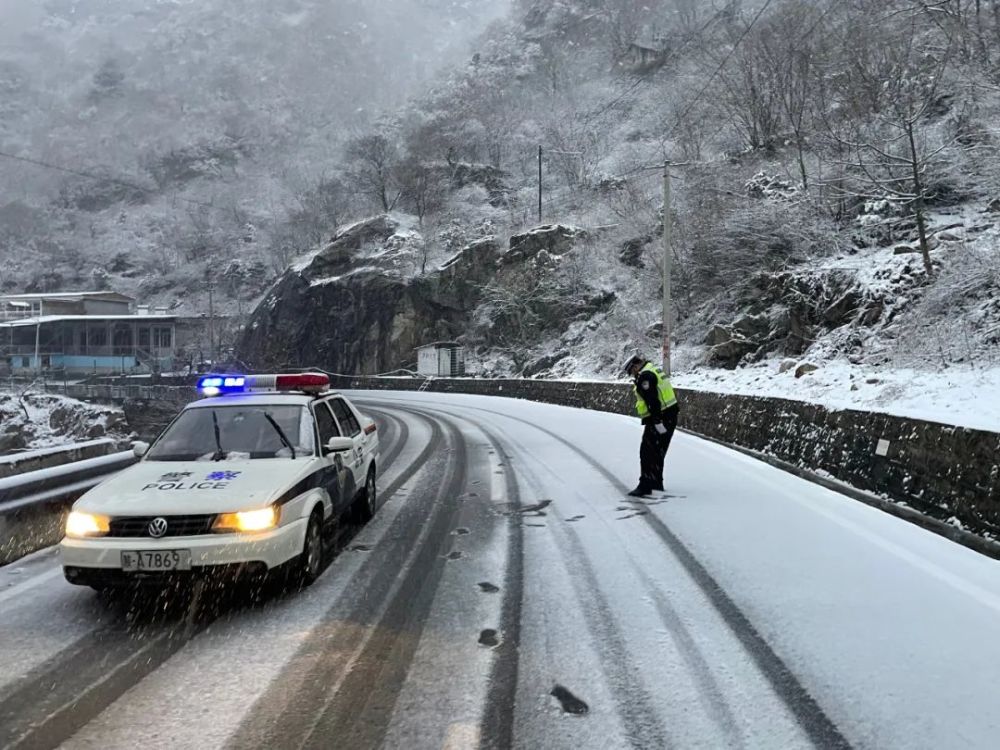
{"left": 197, "top": 375, "right": 247, "bottom": 396}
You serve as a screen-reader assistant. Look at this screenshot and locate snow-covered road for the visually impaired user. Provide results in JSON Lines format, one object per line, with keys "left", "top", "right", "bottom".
{"left": 1, "top": 391, "right": 999, "bottom": 749}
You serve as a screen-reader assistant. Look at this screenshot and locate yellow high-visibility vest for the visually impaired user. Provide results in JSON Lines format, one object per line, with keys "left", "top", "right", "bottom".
{"left": 634, "top": 362, "right": 678, "bottom": 418}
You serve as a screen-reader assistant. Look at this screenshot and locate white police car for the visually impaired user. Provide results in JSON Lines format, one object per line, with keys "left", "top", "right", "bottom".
{"left": 61, "top": 373, "right": 379, "bottom": 591}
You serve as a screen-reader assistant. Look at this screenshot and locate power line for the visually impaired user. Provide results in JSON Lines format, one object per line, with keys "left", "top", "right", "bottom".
{"left": 613, "top": 0, "right": 840, "bottom": 178}
{"left": 0, "top": 149, "right": 220, "bottom": 210}
{"left": 663, "top": 0, "right": 778, "bottom": 143}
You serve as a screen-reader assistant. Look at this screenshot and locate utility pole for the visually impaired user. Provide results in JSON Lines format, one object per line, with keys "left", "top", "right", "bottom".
{"left": 207, "top": 281, "right": 216, "bottom": 366}
{"left": 662, "top": 161, "right": 672, "bottom": 377}
{"left": 33, "top": 299, "right": 43, "bottom": 376}
{"left": 537, "top": 145, "right": 543, "bottom": 222}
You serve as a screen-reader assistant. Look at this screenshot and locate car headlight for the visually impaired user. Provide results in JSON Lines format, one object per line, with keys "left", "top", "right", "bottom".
{"left": 65, "top": 511, "right": 110, "bottom": 538}
{"left": 213, "top": 506, "right": 280, "bottom": 533}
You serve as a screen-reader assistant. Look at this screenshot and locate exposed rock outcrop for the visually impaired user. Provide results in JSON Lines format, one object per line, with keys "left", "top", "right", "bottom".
{"left": 502, "top": 224, "right": 587, "bottom": 265}
{"left": 619, "top": 235, "right": 650, "bottom": 268}
{"left": 445, "top": 163, "right": 511, "bottom": 207}
{"left": 238, "top": 218, "right": 502, "bottom": 374}
{"left": 702, "top": 260, "right": 928, "bottom": 368}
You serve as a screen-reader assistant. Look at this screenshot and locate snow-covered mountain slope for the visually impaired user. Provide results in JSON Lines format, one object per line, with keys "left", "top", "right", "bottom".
{"left": 238, "top": 0, "right": 1000, "bottom": 428}
{"left": 0, "top": 0, "right": 506, "bottom": 316}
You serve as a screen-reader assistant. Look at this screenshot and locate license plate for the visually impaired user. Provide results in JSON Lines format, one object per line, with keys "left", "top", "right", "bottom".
{"left": 121, "top": 550, "right": 192, "bottom": 572}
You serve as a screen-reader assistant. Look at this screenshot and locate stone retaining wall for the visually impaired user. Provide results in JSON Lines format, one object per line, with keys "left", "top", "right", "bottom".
{"left": 112, "top": 375, "right": 999, "bottom": 538}
{"left": 331, "top": 376, "right": 1000, "bottom": 537}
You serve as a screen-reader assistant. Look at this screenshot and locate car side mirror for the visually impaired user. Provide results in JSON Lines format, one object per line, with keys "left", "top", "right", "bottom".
{"left": 132, "top": 441, "right": 150, "bottom": 458}
{"left": 325, "top": 436, "right": 354, "bottom": 454}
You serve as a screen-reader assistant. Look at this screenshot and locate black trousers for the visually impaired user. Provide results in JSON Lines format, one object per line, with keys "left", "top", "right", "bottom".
{"left": 639, "top": 405, "right": 679, "bottom": 487}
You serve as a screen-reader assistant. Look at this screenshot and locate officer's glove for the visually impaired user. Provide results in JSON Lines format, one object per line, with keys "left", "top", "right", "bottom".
{"left": 655, "top": 423, "right": 668, "bottom": 435}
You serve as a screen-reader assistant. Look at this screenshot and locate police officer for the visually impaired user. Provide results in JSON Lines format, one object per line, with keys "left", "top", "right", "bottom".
{"left": 623, "top": 354, "right": 679, "bottom": 497}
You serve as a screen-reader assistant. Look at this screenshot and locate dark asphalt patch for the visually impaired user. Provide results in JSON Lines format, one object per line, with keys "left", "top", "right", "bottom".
{"left": 478, "top": 582, "right": 500, "bottom": 593}
{"left": 519, "top": 500, "right": 552, "bottom": 515}
{"left": 617, "top": 511, "right": 649, "bottom": 520}
{"left": 551, "top": 685, "right": 589, "bottom": 715}
{"left": 478, "top": 629, "right": 501, "bottom": 648}
{"left": 445, "top": 550, "right": 463, "bottom": 560}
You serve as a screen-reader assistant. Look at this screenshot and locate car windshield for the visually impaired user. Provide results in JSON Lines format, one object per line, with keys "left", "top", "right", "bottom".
{"left": 147, "top": 405, "right": 314, "bottom": 461}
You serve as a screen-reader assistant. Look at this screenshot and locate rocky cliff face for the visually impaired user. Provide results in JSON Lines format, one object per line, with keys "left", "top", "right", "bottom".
{"left": 237, "top": 216, "right": 502, "bottom": 373}
{"left": 237, "top": 215, "right": 612, "bottom": 374}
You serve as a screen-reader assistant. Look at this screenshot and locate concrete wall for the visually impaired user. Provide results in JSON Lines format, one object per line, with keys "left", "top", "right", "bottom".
{"left": 0, "top": 439, "right": 117, "bottom": 479}
{"left": 0, "top": 503, "right": 68, "bottom": 565}
{"left": 329, "top": 376, "right": 1000, "bottom": 538}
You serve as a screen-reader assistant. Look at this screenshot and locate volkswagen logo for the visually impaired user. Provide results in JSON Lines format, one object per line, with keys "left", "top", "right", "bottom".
{"left": 148, "top": 517, "right": 168, "bottom": 538}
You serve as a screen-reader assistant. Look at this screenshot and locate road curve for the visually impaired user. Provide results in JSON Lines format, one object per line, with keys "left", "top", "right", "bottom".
{"left": 0, "top": 391, "right": 998, "bottom": 750}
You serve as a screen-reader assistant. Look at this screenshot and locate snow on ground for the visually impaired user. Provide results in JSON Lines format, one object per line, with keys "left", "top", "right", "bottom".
{"left": 376, "top": 392, "right": 1000, "bottom": 750}
{"left": 7, "top": 392, "right": 1000, "bottom": 749}
{"left": 308, "top": 265, "right": 382, "bottom": 286}
{"left": 674, "top": 361, "right": 1000, "bottom": 433}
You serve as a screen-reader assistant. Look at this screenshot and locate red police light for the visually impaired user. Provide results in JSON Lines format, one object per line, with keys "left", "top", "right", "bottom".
{"left": 274, "top": 373, "right": 330, "bottom": 393}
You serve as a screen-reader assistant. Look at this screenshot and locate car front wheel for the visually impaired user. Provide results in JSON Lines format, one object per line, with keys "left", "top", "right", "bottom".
{"left": 357, "top": 466, "right": 377, "bottom": 522}
{"left": 291, "top": 511, "right": 324, "bottom": 587}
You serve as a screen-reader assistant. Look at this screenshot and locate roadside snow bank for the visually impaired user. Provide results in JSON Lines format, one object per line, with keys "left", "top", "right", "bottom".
{"left": 674, "top": 362, "right": 1000, "bottom": 433}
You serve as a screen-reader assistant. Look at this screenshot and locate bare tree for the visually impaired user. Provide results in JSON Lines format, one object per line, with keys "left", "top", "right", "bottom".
{"left": 713, "top": 22, "right": 782, "bottom": 153}
{"left": 478, "top": 275, "right": 569, "bottom": 348}
{"left": 823, "top": 17, "right": 956, "bottom": 276}
{"left": 758, "top": 3, "right": 825, "bottom": 191}
{"left": 344, "top": 134, "right": 401, "bottom": 212}
{"left": 395, "top": 158, "right": 447, "bottom": 227}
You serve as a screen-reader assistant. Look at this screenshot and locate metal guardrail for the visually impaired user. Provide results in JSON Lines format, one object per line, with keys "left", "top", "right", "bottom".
{"left": 0, "top": 451, "right": 138, "bottom": 514}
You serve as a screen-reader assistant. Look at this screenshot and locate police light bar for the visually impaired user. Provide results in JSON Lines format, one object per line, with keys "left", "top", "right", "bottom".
{"left": 197, "top": 375, "right": 246, "bottom": 396}
{"left": 197, "top": 373, "right": 330, "bottom": 396}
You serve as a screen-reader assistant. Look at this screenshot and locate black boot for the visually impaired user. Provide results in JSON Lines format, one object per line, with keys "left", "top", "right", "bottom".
{"left": 627, "top": 483, "right": 652, "bottom": 498}
{"left": 651, "top": 481, "right": 664, "bottom": 492}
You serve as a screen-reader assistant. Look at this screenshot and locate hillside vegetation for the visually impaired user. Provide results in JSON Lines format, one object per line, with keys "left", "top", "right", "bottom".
{"left": 292, "top": 0, "right": 1000, "bottom": 376}
{"left": 5, "top": 0, "right": 1000, "bottom": 380}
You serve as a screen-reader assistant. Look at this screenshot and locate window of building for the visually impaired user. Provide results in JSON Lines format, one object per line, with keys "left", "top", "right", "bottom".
{"left": 88, "top": 327, "right": 107, "bottom": 347}
{"left": 154, "top": 328, "right": 172, "bottom": 349}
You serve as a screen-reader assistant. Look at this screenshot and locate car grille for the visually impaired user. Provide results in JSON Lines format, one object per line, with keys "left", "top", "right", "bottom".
{"left": 107, "top": 515, "right": 217, "bottom": 538}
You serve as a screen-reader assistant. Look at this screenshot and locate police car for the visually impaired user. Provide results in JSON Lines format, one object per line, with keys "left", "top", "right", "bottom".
{"left": 61, "top": 373, "right": 379, "bottom": 591}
